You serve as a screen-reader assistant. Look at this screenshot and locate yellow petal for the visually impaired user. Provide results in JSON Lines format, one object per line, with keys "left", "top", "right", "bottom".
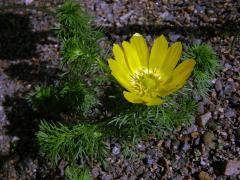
{"left": 141, "top": 96, "right": 163, "bottom": 106}
{"left": 149, "top": 34, "right": 168, "bottom": 70}
{"left": 113, "top": 44, "right": 129, "bottom": 70}
{"left": 172, "top": 59, "right": 196, "bottom": 86}
{"left": 130, "top": 33, "right": 149, "bottom": 67}
{"left": 162, "top": 42, "right": 182, "bottom": 73}
{"left": 122, "top": 41, "right": 142, "bottom": 73}
{"left": 108, "top": 59, "right": 132, "bottom": 91}
{"left": 123, "top": 91, "right": 143, "bottom": 103}
{"left": 164, "top": 59, "right": 196, "bottom": 92}
{"left": 157, "top": 88, "right": 173, "bottom": 97}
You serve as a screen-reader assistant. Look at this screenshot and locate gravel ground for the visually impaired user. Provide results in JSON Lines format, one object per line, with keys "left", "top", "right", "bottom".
{"left": 0, "top": 0, "right": 239, "bottom": 179}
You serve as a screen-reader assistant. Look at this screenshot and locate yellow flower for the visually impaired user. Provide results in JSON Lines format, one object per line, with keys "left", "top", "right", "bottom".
{"left": 108, "top": 33, "right": 196, "bottom": 106}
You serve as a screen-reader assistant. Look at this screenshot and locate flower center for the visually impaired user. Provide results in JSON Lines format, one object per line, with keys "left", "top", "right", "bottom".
{"left": 131, "top": 68, "right": 162, "bottom": 97}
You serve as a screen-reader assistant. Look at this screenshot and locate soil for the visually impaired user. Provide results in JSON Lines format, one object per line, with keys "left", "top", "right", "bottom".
{"left": 0, "top": 0, "right": 239, "bottom": 179}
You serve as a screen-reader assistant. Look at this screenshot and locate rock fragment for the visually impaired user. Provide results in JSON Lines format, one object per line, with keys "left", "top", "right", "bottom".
{"left": 224, "top": 160, "right": 240, "bottom": 176}
{"left": 203, "top": 131, "right": 215, "bottom": 149}
{"left": 199, "top": 171, "right": 212, "bottom": 180}
{"left": 198, "top": 112, "right": 212, "bottom": 127}
{"left": 91, "top": 167, "right": 99, "bottom": 178}
{"left": 112, "top": 146, "right": 120, "bottom": 155}
{"left": 215, "top": 79, "right": 222, "bottom": 92}
{"left": 0, "top": 135, "right": 11, "bottom": 156}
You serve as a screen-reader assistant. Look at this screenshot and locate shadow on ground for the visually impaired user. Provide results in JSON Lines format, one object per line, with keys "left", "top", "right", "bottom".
{"left": 4, "top": 61, "right": 60, "bottom": 85}
{"left": 3, "top": 95, "right": 40, "bottom": 157}
{"left": 104, "top": 18, "right": 240, "bottom": 40}
{"left": 0, "top": 13, "right": 54, "bottom": 60}
{"left": 0, "top": 13, "right": 59, "bottom": 159}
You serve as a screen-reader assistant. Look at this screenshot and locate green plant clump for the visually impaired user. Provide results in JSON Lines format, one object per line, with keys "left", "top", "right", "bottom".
{"left": 57, "top": 0, "right": 106, "bottom": 80}
{"left": 183, "top": 44, "right": 219, "bottom": 97}
{"left": 65, "top": 165, "right": 92, "bottom": 180}
{"left": 108, "top": 93, "right": 197, "bottom": 141}
{"left": 37, "top": 121, "right": 107, "bottom": 164}
{"left": 28, "top": 0, "right": 108, "bottom": 116}
{"left": 27, "top": 82, "right": 98, "bottom": 117}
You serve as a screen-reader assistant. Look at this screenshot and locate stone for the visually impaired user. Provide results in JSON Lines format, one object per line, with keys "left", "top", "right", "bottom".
{"left": 102, "top": 175, "right": 113, "bottom": 180}
{"left": 143, "top": 158, "right": 154, "bottom": 165}
{"left": 164, "top": 139, "right": 171, "bottom": 149}
{"left": 24, "top": 0, "right": 34, "bottom": 5}
{"left": 203, "top": 132, "right": 215, "bottom": 149}
{"left": 120, "top": 175, "right": 128, "bottom": 180}
{"left": 181, "top": 141, "right": 190, "bottom": 152}
{"left": 198, "top": 102, "right": 205, "bottom": 114}
{"left": 199, "top": 171, "right": 212, "bottom": 180}
{"left": 191, "top": 132, "right": 200, "bottom": 139}
{"left": 112, "top": 146, "right": 120, "bottom": 155}
{"left": 224, "top": 160, "right": 240, "bottom": 176}
{"left": 193, "top": 38, "right": 202, "bottom": 44}
{"left": 91, "top": 167, "right": 99, "bottom": 178}
{"left": 196, "top": 5, "right": 205, "bottom": 12}
{"left": 169, "top": 33, "right": 181, "bottom": 42}
{"left": 198, "top": 112, "right": 212, "bottom": 127}
{"left": 186, "top": 5, "right": 195, "bottom": 13}
{"left": 147, "top": 159, "right": 154, "bottom": 165}
{"left": 120, "top": 10, "right": 134, "bottom": 23}
{"left": 129, "top": 175, "right": 137, "bottom": 180}
{"left": 224, "top": 85, "right": 233, "bottom": 95}
{"left": 0, "top": 135, "right": 11, "bottom": 156}
{"left": 7, "top": 164, "right": 17, "bottom": 179}
{"left": 160, "top": 11, "right": 175, "bottom": 21}
{"left": 137, "top": 143, "right": 146, "bottom": 152}
{"left": 136, "top": 165, "right": 145, "bottom": 176}
{"left": 215, "top": 79, "right": 222, "bottom": 92}
{"left": 225, "top": 108, "right": 236, "bottom": 119}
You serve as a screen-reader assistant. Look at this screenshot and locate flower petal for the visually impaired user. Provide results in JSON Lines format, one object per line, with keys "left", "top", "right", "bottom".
{"left": 141, "top": 96, "right": 164, "bottom": 106}
{"left": 122, "top": 41, "right": 142, "bottom": 73}
{"left": 123, "top": 91, "right": 143, "bottom": 103}
{"left": 130, "top": 33, "right": 149, "bottom": 67}
{"left": 162, "top": 42, "right": 182, "bottom": 73}
{"left": 149, "top": 34, "right": 168, "bottom": 70}
{"left": 113, "top": 44, "right": 129, "bottom": 71}
{"left": 108, "top": 59, "right": 132, "bottom": 91}
{"left": 164, "top": 59, "right": 196, "bottom": 92}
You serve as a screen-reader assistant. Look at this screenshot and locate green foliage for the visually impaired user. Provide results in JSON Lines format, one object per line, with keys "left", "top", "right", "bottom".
{"left": 108, "top": 93, "right": 197, "bottom": 141}
{"left": 59, "top": 82, "right": 99, "bottom": 115}
{"left": 27, "top": 82, "right": 97, "bottom": 117}
{"left": 26, "top": 85, "right": 59, "bottom": 116}
{"left": 65, "top": 165, "right": 92, "bottom": 180}
{"left": 183, "top": 44, "right": 219, "bottom": 97}
{"left": 26, "top": 0, "right": 107, "bottom": 119}
{"left": 28, "top": 0, "right": 107, "bottom": 117}
{"left": 57, "top": 0, "right": 106, "bottom": 80}
{"left": 36, "top": 120, "right": 108, "bottom": 164}
{"left": 30, "top": 3, "right": 109, "bottom": 176}
{"left": 121, "top": 139, "right": 140, "bottom": 159}
{"left": 56, "top": 0, "right": 101, "bottom": 41}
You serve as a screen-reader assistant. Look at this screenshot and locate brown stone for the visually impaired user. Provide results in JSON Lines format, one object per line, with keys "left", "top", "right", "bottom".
{"left": 198, "top": 112, "right": 212, "bottom": 127}
{"left": 199, "top": 171, "right": 212, "bottom": 180}
{"left": 191, "top": 131, "right": 200, "bottom": 139}
{"left": 224, "top": 160, "right": 240, "bottom": 176}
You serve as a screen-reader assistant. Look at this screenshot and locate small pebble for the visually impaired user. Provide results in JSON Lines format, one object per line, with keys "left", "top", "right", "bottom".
{"left": 112, "top": 146, "right": 120, "bottom": 155}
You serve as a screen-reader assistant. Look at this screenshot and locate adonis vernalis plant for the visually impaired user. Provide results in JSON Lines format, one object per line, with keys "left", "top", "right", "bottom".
{"left": 108, "top": 33, "right": 196, "bottom": 106}
{"left": 27, "top": 1, "right": 220, "bottom": 179}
